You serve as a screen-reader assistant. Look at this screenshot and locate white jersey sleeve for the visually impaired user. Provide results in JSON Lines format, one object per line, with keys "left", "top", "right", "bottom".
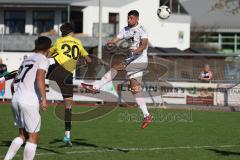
{"left": 140, "top": 26, "right": 148, "bottom": 39}
{"left": 117, "top": 28, "right": 125, "bottom": 39}
{"left": 37, "top": 56, "right": 49, "bottom": 72}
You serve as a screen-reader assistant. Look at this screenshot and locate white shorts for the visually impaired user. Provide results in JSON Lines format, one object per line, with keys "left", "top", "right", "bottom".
{"left": 11, "top": 97, "right": 41, "bottom": 133}
{"left": 125, "top": 61, "right": 148, "bottom": 82}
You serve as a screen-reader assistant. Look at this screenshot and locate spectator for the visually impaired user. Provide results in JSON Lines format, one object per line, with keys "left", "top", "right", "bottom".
{"left": 0, "top": 57, "right": 7, "bottom": 100}
{"left": 198, "top": 64, "right": 213, "bottom": 83}
{"left": 0, "top": 57, "right": 7, "bottom": 77}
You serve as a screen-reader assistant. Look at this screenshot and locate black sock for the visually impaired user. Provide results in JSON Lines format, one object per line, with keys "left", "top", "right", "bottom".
{"left": 65, "top": 108, "right": 72, "bottom": 131}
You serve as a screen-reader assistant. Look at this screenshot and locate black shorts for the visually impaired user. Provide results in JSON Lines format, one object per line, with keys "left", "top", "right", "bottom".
{"left": 47, "top": 62, "right": 73, "bottom": 99}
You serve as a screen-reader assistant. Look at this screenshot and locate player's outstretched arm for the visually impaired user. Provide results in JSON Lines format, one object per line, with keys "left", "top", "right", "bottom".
{"left": 0, "top": 70, "right": 18, "bottom": 82}
{"left": 107, "top": 37, "right": 120, "bottom": 46}
{"left": 37, "top": 69, "right": 47, "bottom": 112}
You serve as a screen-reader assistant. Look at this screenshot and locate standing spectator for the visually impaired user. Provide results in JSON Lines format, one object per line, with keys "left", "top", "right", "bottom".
{"left": 0, "top": 57, "right": 7, "bottom": 77}
{"left": 198, "top": 64, "right": 213, "bottom": 83}
{"left": 0, "top": 57, "right": 7, "bottom": 100}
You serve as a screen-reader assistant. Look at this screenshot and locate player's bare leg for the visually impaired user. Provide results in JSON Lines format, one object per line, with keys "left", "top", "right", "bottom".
{"left": 23, "top": 132, "right": 39, "bottom": 160}
{"left": 63, "top": 97, "right": 73, "bottom": 146}
{"left": 4, "top": 129, "right": 26, "bottom": 160}
{"left": 81, "top": 63, "right": 124, "bottom": 93}
{"left": 4, "top": 129, "right": 39, "bottom": 160}
{"left": 130, "top": 78, "right": 152, "bottom": 129}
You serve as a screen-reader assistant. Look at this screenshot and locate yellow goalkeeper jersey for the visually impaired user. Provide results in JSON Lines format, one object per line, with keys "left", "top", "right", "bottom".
{"left": 50, "top": 35, "right": 88, "bottom": 73}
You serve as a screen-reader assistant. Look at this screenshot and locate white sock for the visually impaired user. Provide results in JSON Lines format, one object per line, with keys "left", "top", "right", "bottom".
{"left": 23, "top": 142, "right": 37, "bottom": 160}
{"left": 65, "top": 131, "right": 71, "bottom": 138}
{"left": 94, "top": 68, "right": 117, "bottom": 89}
{"left": 4, "top": 137, "right": 24, "bottom": 160}
{"left": 134, "top": 93, "right": 150, "bottom": 118}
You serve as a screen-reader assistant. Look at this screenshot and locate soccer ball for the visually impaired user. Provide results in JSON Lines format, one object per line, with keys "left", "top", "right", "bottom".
{"left": 157, "top": 5, "right": 171, "bottom": 19}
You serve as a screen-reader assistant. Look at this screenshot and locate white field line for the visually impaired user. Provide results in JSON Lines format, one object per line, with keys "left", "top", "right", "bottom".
{"left": 0, "top": 144, "right": 240, "bottom": 158}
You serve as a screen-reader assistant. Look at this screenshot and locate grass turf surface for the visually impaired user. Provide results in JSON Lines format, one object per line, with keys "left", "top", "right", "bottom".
{"left": 1, "top": 104, "right": 240, "bottom": 160}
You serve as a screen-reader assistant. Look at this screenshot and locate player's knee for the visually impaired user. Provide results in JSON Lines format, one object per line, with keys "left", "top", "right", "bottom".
{"left": 113, "top": 63, "right": 124, "bottom": 71}
{"left": 28, "top": 133, "right": 40, "bottom": 144}
{"left": 65, "top": 105, "right": 72, "bottom": 109}
{"left": 131, "top": 84, "right": 141, "bottom": 94}
{"left": 19, "top": 129, "right": 28, "bottom": 141}
{"left": 64, "top": 98, "right": 73, "bottom": 109}
{"left": 130, "top": 78, "right": 141, "bottom": 94}
{"left": 112, "top": 64, "right": 118, "bottom": 69}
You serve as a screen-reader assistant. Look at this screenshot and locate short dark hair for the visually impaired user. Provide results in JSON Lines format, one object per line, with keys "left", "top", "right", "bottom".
{"left": 60, "top": 22, "right": 74, "bottom": 36}
{"left": 128, "top": 10, "right": 139, "bottom": 17}
{"left": 34, "top": 36, "right": 52, "bottom": 52}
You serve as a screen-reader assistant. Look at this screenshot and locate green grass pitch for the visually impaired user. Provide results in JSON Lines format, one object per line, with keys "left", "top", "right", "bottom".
{"left": 1, "top": 104, "right": 240, "bottom": 160}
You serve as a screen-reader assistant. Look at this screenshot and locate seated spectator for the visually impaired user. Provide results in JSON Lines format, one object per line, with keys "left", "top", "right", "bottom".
{"left": 198, "top": 64, "right": 213, "bottom": 83}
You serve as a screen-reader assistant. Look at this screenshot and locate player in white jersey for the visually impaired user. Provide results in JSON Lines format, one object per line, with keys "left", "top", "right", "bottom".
{"left": 4, "top": 36, "right": 51, "bottom": 160}
{"left": 81, "top": 10, "right": 152, "bottom": 129}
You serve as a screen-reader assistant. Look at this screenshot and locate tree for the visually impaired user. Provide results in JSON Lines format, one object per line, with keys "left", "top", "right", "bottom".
{"left": 210, "top": 0, "right": 240, "bottom": 14}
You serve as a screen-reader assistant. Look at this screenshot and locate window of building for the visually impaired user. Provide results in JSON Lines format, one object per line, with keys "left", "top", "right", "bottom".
{"left": 4, "top": 11, "right": 25, "bottom": 34}
{"left": 159, "top": 0, "right": 188, "bottom": 14}
{"left": 33, "top": 11, "right": 54, "bottom": 34}
{"left": 237, "top": 45, "right": 240, "bottom": 52}
{"left": 160, "top": 0, "right": 170, "bottom": 6}
{"left": 71, "top": 11, "right": 83, "bottom": 33}
{"left": 109, "top": 13, "right": 119, "bottom": 36}
{"left": 198, "top": 33, "right": 218, "bottom": 43}
{"left": 61, "top": 11, "right": 83, "bottom": 33}
{"left": 191, "top": 32, "right": 240, "bottom": 54}
{"left": 222, "top": 44, "right": 234, "bottom": 52}
{"left": 62, "top": 11, "right": 67, "bottom": 23}
{"left": 172, "top": 0, "right": 188, "bottom": 14}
